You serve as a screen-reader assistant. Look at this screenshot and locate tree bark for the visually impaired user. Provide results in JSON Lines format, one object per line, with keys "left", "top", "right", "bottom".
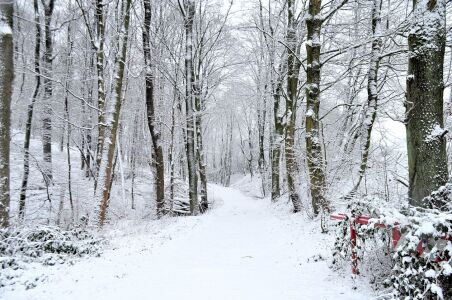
{"left": 143, "top": 0, "right": 165, "bottom": 217}
{"left": 348, "top": 0, "right": 382, "bottom": 196}
{"left": 271, "top": 65, "right": 285, "bottom": 202}
{"left": 169, "top": 97, "right": 176, "bottom": 202}
{"left": 194, "top": 40, "right": 208, "bottom": 213}
{"left": 306, "top": 0, "right": 329, "bottom": 215}
{"left": 181, "top": 0, "right": 199, "bottom": 215}
{"left": 84, "top": 53, "right": 94, "bottom": 178}
{"left": 64, "top": 22, "right": 74, "bottom": 222}
{"left": 285, "top": 0, "right": 302, "bottom": 212}
{"left": 19, "top": 0, "right": 41, "bottom": 220}
{"left": 406, "top": 0, "right": 448, "bottom": 207}
{"left": 0, "top": 0, "right": 13, "bottom": 228}
{"left": 195, "top": 101, "right": 208, "bottom": 212}
{"left": 97, "top": 0, "right": 132, "bottom": 226}
{"left": 94, "top": 0, "right": 107, "bottom": 176}
{"left": 41, "top": 0, "right": 55, "bottom": 183}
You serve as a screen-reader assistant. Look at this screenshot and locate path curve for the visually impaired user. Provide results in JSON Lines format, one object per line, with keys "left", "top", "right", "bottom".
{"left": 3, "top": 185, "right": 370, "bottom": 300}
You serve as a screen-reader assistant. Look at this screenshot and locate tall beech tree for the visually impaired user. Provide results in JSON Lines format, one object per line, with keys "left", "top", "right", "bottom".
{"left": 305, "top": 0, "right": 328, "bottom": 215}
{"left": 406, "top": 0, "right": 448, "bottom": 207}
{"left": 41, "top": 0, "right": 55, "bottom": 183}
{"left": 0, "top": 0, "right": 13, "bottom": 228}
{"left": 305, "top": 0, "right": 348, "bottom": 215}
{"left": 180, "top": 0, "right": 199, "bottom": 215}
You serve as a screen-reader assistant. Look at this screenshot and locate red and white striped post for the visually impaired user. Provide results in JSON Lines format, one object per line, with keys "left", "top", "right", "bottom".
{"left": 330, "top": 213, "right": 401, "bottom": 275}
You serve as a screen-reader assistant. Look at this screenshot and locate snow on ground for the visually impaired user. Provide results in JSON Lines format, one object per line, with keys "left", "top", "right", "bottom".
{"left": 9, "top": 132, "right": 153, "bottom": 225}
{"left": 1, "top": 183, "right": 372, "bottom": 300}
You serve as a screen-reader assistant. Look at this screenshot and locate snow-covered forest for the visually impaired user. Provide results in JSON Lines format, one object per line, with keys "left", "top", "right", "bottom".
{"left": 1, "top": 0, "right": 452, "bottom": 299}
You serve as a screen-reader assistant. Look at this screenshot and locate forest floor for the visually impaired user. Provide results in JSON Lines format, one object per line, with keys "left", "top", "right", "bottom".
{"left": 2, "top": 183, "right": 373, "bottom": 300}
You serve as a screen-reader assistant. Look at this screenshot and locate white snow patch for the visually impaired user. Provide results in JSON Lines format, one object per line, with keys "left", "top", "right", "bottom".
{"left": 425, "top": 124, "right": 446, "bottom": 143}
{"left": 425, "top": 269, "right": 436, "bottom": 278}
{"left": 430, "top": 282, "right": 444, "bottom": 299}
{"left": 0, "top": 21, "right": 12, "bottom": 36}
{"left": 2, "top": 184, "right": 372, "bottom": 300}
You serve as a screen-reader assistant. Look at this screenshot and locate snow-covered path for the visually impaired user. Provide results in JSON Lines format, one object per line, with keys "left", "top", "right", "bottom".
{"left": 3, "top": 185, "right": 370, "bottom": 300}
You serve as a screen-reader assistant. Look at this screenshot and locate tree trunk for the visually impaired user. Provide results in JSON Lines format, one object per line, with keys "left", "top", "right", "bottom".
{"left": 194, "top": 70, "right": 207, "bottom": 212}
{"left": 182, "top": 0, "right": 199, "bottom": 215}
{"left": 306, "top": 0, "right": 329, "bottom": 215}
{"left": 64, "top": 22, "right": 74, "bottom": 222}
{"left": 271, "top": 67, "right": 285, "bottom": 202}
{"left": 169, "top": 91, "right": 178, "bottom": 201}
{"left": 257, "top": 94, "right": 266, "bottom": 173}
{"left": 285, "top": 0, "right": 302, "bottom": 212}
{"left": 196, "top": 110, "right": 208, "bottom": 212}
{"left": 348, "top": 0, "right": 382, "bottom": 196}
{"left": 257, "top": 92, "right": 267, "bottom": 197}
{"left": 83, "top": 53, "right": 94, "bottom": 178}
{"left": 221, "top": 117, "right": 233, "bottom": 186}
{"left": 94, "top": 0, "right": 107, "bottom": 176}
{"left": 225, "top": 118, "right": 233, "bottom": 186}
{"left": 406, "top": 0, "right": 448, "bottom": 207}
{"left": 19, "top": 0, "right": 41, "bottom": 220}
{"left": 97, "top": 0, "right": 132, "bottom": 227}
{"left": 0, "top": 0, "right": 13, "bottom": 228}
{"left": 143, "top": 0, "right": 165, "bottom": 217}
{"left": 41, "top": 0, "right": 55, "bottom": 183}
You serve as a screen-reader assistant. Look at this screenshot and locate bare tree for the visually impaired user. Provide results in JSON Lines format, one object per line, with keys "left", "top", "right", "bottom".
{"left": 143, "top": 0, "right": 165, "bottom": 217}
{"left": 179, "top": 0, "right": 199, "bottom": 215}
{"left": 97, "top": 0, "right": 132, "bottom": 226}
{"left": 0, "top": 0, "right": 13, "bottom": 228}
{"left": 347, "top": 0, "right": 383, "bottom": 197}
{"left": 41, "top": 0, "right": 55, "bottom": 183}
{"left": 19, "top": 0, "right": 41, "bottom": 219}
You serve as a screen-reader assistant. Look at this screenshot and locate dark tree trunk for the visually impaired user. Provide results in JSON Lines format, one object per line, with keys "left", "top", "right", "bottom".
{"left": 19, "top": 0, "right": 41, "bottom": 220}
{"left": 406, "top": 0, "right": 448, "bottom": 207}
{"left": 306, "top": 0, "right": 329, "bottom": 215}
{"left": 285, "top": 0, "right": 302, "bottom": 212}
{"left": 143, "top": 0, "right": 165, "bottom": 217}
{"left": 0, "top": 0, "right": 13, "bottom": 228}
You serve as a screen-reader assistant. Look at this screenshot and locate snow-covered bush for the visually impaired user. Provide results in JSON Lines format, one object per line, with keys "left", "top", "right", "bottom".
{"left": 387, "top": 209, "right": 452, "bottom": 299}
{"left": 0, "top": 225, "right": 103, "bottom": 288}
{"left": 384, "top": 185, "right": 452, "bottom": 299}
{"left": 331, "top": 189, "right": 452, "bottom": 299}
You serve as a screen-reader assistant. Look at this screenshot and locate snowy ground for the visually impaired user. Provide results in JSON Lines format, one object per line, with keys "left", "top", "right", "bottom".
{"left": 1, "top": 184, "right": 373, "bottom": 300}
